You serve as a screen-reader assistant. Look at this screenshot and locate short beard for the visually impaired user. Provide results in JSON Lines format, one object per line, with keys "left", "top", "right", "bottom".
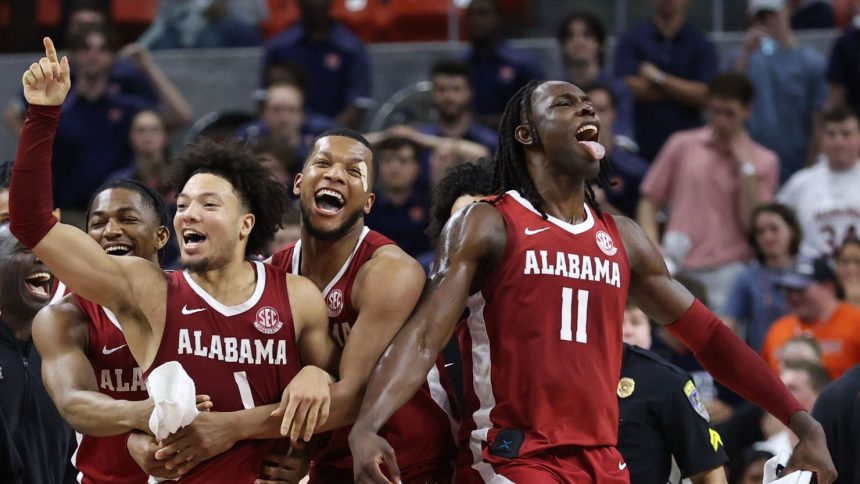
{"left": 180, "top": 257, "right": 211, "bottom": 273}
{"left": 300, "top": 203, "right": 364, "bottom": 242}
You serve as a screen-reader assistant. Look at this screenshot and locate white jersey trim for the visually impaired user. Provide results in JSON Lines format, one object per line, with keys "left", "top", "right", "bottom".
{"left": 507, "top": 190, "right": 595, "bottom": 235}
{"left": 290, "top": 226, "right": 370, "bottom": 297}
{"left": 426, "top": 364, "right": 460, "bottom": 442}
{"left": 466, "top": 292, "right": 513, "bottom": 483}
{"left": 49, "top": 281, "right": 67, "bottom": 304}
{"left": 102, "top": 307, "right": 123, "bottom": 332}
{"left": 182, "top": 261, "right": 266, "bottom": 317}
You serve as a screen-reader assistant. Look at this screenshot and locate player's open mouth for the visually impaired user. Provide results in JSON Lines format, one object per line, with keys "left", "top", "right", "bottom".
{"left": 314, "top": 188, "right": 346, "bottom": 216}
{"left": 104, "top": 243, "right": 133, "bottom": 256}
{"left": 183, "top": 229, "right": 207, "bottom": 249}
{"left": 24, "top": 270, "right": 52, "bottom": 299}
{"left": 574, "top": 122, "right": 606, "bottom": 161}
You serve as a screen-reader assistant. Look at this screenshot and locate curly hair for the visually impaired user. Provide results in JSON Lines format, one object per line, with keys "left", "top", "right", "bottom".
{"left": 492, "top": 80, "right": 611, "bottom": 220}
{"left": 169, "top": 140, "right": 291, "bottom": 257}
{"left": 427, "top": 159, "right": 494, "bottom": 244}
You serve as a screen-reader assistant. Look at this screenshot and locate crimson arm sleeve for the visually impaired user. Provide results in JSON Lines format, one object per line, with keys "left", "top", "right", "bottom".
{"left": 666, "top": 299, "right": 805, "bottom": 425}
{"left": 10, "top": 105, "right": 60, "bottom": 248}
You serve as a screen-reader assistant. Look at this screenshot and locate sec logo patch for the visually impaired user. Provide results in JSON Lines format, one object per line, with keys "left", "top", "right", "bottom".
{"left": 253, "top": 306, "right": 283, "bottom": 334}
{"left": 327, "top": 289, "right": 344, "bottom": 318}
{"left": 596, "top": 230, "right": 618, "bottom": 256}
{"left": 617, "top": 377, "right": 635, "bottom": 398}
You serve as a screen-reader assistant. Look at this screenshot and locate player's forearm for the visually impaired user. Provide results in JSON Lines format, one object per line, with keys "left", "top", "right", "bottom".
{"left": 665, "top": 299, "right": 804, "bottom": 425}
{"left": 60, "top": 391, "right": 153, "bottom": 436}
{"left": 351, "top": 318, "right": 446, "bottom": 434}
{"left": 9, "top": 105, "right": 59, "bottom": 248}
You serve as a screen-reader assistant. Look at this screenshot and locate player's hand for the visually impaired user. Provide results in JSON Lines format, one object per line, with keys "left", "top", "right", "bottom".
{"left": 348, "top": 428, "right": 400, "bottom": 484}
{"left": 270, "top": 365, "right": 333, "bottom": 441}
{"left": 154, "top": 411, "right": 238, "bottom": 475}
{"left": 117, "top": 43, "right": 152, "bottom": 70}
{"left": 22, "top": 37, "right": 71, "bottom": 107}
{"left": 785, "top": 412, "right": 837, "bottom": 483}
{"left": 257, "top": 441, "right": 310, "bottom": 484}
{"left": 127, "top": 431, "right": 182, "bottom": 479}
{"left": 196, "top": 394, "right": 213, "bottom": 411}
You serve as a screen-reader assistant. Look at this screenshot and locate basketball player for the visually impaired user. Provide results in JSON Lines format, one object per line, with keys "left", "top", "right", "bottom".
{"left": 349, "top": 81, "right": 837, "bottom": 483}
{"left": 11, "top": 38, "right": 342, "bottom": 482}
{"left": 33, "top": 179, "right": 216, "bottom": 482}
{"left": 267, "top": 129, "right": 458, "bottom": 482}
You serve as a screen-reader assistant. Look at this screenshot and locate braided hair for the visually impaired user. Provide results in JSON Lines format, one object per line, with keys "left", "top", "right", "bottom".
{"left": 491, "top": 80, "right": 612, "bottom": 220}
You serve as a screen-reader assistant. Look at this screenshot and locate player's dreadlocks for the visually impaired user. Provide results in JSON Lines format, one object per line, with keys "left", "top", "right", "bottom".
{"left": 491, "top": 80, "right": 612, "bottom": 220}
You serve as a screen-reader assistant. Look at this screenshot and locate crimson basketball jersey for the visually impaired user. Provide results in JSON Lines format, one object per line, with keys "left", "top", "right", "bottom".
{"left": 459, "top": 191, "right": 631, "bottom": 480}
{"left": 146, "top": 261, "right": 302, "bottom": 482}
{"left": 272, "top": 227, "right": 459, "bottom": 482}
{"left": 68, "top": 294, "right": 148, "bottom": 484}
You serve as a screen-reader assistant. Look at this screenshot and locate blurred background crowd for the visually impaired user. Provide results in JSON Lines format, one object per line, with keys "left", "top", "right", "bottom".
{"left": 1, "top": 0, "right": 860, "bottom": 482}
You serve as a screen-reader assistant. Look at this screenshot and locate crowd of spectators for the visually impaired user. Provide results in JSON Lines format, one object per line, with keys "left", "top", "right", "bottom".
{"left": 3, "top": 0, "right": 860, "bottom": 481}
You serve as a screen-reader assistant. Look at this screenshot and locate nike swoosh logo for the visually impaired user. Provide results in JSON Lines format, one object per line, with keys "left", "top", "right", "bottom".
{"left": 444, "top": 362, "right": 455, "bottom": 368}
{"left": 102, "top": 344, "right": 127, "bottom": 355}
{"left": 524, "top": 227, "right": 550, "bottom": 236}
{"left": 618, "top": 462, "right": 627, "bottom": 471}
{"left": 181, "top": 305, "right": 207, "bottom": 315}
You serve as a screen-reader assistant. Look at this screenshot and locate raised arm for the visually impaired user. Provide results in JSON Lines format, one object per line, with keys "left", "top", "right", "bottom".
{"left": 349, "top": 202, "right": 507, "bottom": 483}
{"left": 10, "top": 38, "right": 163, "bottom": 316}
{"left": 616, "top": 215, "right": 837, "bottom": 483}
{"left": 32, "top": 296, "right": 152, "bottom": 436}
{"left": 119, "top": 44, "right": 193, "bottom": 128}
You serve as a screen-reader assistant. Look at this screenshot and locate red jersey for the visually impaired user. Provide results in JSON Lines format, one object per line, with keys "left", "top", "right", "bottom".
{"left": 145, "top": 261, "right": 301, "bottom": 482}
{"left": 272, "top": 227, "right": 459, "bottom": 482}
{"left": 69, "top": 294, "right": 148, "bottom": 484}
{"left": 459, "top": 192, "right": 631, "bottom": 479}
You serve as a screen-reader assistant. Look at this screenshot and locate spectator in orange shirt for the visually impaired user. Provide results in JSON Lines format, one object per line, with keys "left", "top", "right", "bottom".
{"left": 762, "top": 256, "right": 860, "bottom": 378}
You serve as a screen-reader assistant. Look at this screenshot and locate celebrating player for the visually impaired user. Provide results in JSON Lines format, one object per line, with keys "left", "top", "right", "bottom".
{"left": 348, "top": 80, "right": 836, "bottom": 483}
{"left": 268, "top": 129, "right": 458, "bottom": 482}
{"left": 11, "top": 38, "right": 341, "bottom": 482}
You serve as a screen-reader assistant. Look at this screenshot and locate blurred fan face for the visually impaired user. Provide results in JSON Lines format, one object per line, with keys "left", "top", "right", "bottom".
{"left": 72, "top": 31, "right": 113, "bottom": 79}
{"left": 836, "top": 242, "right": 860, "bottom": 289}
{"left": 432, "top": 74, "right": 472, "bottom": 122}
{"left": 781, "top": 368, "right": 818, "bottom": 411}
{"left": 753, "top": 211, "right": 793, "bottom": 261}
{"left": 562, "top": 19, "right": 601, "bottom": 65}
{"left": 466, "top": 0, "right": 502, "bottom": 42}
{"left": 130, "top": 111, "right": 168, "bottom": 159}
{"left": 379, "top": 146, "right": 420, "bottom": 193}
{"left": 264, "top": 85, "right": 304, "bottom": 143}
{"left": 622, "top": 307, "right": 651, "bottom": 349}
{"left": 821, "top": 117, "right": 860, "bottom": 171}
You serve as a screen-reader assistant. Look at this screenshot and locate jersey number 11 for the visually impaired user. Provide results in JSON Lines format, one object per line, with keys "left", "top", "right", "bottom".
{"left": 560, "top": 287, "right": 589, "bottom": 343}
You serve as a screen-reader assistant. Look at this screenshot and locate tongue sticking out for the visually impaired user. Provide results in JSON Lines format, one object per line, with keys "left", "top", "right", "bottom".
{"left": 578, "top": 140, "right": 606, "bottom": 161}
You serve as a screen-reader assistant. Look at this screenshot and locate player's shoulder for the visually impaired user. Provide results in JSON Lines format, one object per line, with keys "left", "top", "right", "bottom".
{"left": 361, "top": 243, "right": 424, "bottom": 284}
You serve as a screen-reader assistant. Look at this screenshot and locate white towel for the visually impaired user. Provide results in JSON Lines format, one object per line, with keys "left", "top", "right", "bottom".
{"left": 762, "top": 451, "right": 814, "bottom": 484}
{"left": 145, "top": 361, "right": 199, "bottom": 441}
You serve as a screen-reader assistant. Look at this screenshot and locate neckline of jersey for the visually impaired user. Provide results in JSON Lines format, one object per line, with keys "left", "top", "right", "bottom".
{"left": 182, "top": 261, "right": 267, "bottom": 317}
{"left": 506, "top": 190, "right": 595, "bottom": 235}
{"left": 291, "top": 226, "right": 370, "bottom": 296}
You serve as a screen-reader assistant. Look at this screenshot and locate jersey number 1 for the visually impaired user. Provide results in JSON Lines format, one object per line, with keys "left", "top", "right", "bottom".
{"left": 560, "top": 287, "right": 589, "bottom": 343}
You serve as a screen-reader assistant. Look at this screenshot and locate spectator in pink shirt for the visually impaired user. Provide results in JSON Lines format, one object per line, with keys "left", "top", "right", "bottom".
{"left": 637, "top": 73, "right": 780, "bottom": 313}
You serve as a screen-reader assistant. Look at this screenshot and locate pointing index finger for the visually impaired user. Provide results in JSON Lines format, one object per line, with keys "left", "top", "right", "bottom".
{"left": 44, "top": 37, "right": 59, "bottom": 64}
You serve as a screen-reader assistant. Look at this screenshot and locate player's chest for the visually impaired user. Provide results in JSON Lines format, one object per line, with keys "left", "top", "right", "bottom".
{"left": 324, "top": 285, "right": 358, "bottom": 349}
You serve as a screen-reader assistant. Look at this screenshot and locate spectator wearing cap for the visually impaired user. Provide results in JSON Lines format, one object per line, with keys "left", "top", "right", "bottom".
{"left": 262, "top": 0, "right": 372, "bottom": 129}
{"left": 776, "top": 106, "right": 860, "bottom": 256}
{"left": 762, "top": 256, "right": 860, "bottom": 379}
{"left": 730, "top": 0, "right": 828, "bottom": 182}
{"left": 463, "top": 0, "right": 546, "bottom": 130}
{"left": 638, "top": 73, "right": 779, "bottom": 313}
{"left": 556, "top": 11, "right": 636, "bottom": 144}
{"left": 613, "top": 0, "right": 718, "bottom": 162}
